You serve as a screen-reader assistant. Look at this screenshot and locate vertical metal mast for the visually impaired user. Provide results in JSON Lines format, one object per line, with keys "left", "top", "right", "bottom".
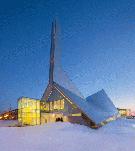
{"left": 41, "top": 21, "right": 57, "bottom": 101}
{"left": 49, "top": 20, "right": 57, "bottom": 85}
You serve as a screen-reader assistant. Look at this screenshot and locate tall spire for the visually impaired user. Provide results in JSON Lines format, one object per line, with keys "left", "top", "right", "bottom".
{"left": 48, "top": 20, "right": 84, "bottom": 99}
{"left": 49, "top": 20, "right": 57, "bottom": 84}
{"left": 42, "top": 20, "right": 84, "bottom": 101}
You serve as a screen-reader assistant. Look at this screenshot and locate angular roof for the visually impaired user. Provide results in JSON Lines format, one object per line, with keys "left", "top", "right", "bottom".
{"left": 86, "top": 89, "right": 118, "bottom": 124}
{"left": 54, "top": 83, "right": 118, "bottom": 125}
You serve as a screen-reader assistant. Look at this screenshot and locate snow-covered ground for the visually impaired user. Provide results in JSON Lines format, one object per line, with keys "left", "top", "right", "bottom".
{"left": 0, "top": 120, "right": 18, "bottom": 127}
{"left": 0, "top": 119, "right": 135, "bottom": 151}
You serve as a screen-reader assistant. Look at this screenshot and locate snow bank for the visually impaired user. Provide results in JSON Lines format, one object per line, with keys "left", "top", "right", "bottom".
{"left": 0, "top": 120, "right": 18, "bottom": 127}
{"left": 0, "top": 119, "right": 135, "bottom": 151}
{"left": 101, "top": 118, "right": 135, "bottom": 134}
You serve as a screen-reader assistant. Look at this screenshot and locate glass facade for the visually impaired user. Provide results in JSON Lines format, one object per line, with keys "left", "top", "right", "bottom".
{"left": 18, "top": 97, "right": 40, "bottom": 126}
{"left": 18, "top": 90, "right": 82, "bottom": 126}
{"left": 41, "top": 99, "right": 65, "bottom": 112}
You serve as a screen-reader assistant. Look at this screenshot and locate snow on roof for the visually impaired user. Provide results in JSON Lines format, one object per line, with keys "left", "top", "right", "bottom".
{"left": 54, "top": 83, "right": 118, "bottom": 125}
{"left": 86, "top": 89, "right": 119, "bottom": 124}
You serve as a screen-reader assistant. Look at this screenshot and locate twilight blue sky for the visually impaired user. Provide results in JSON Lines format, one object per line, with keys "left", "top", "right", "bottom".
{"left": 0, "top": 0, "right": 135, "bottom": 111}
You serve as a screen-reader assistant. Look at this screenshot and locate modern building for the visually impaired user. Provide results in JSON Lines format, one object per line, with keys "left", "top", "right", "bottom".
{"left": 18, "top": 97, "right": 40, "bottom": 125}
{"left": 18, "top": 21, "right": 119, "bottom": 128}
{"left": 117, "top": 108, "right": 131, "bottom": 117}
{"left": 0, "top": 109, "right": 18, "bottom": 120}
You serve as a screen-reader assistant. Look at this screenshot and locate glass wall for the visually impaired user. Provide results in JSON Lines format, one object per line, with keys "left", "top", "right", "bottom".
{"left": 41, "top": 99, "right": 64, "bottom": 112}
{"left": 18, "top": 97, "right": 40, "bottom": 126}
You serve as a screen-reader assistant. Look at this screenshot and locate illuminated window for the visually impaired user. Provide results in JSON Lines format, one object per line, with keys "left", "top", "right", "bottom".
{"left": 18, "top": 98, "right": 40, "bottom": 126}
{"left": 40, "top": 102, "right": 49, "bottom": 112}
{"left": 53, "top": 100, "right": 61, "bottom": 110}
{"left": 50, "top": 102, "right": 53, "bottom": 111}
{"left": 57, "top": 100, "right": 61, "bottom": 110}
{"left": 54, "top": 101, "right": 57, "bottom": 110}
{"left": 71, "top": 113, "right": 82, "bottom": 116}
{"left": 46, "top": 103, "right": 49, "bottom": 111}
{"left": 60, "top": 99, "right": 64, "bottom": 109}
